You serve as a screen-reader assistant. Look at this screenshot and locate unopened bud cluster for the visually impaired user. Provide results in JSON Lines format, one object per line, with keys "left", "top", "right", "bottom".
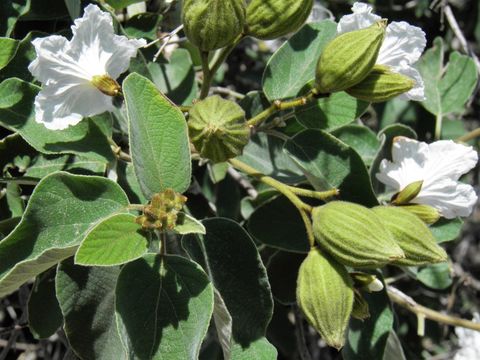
{"left": 135, "top": 189, "right": 187, "bottom": 231}
{"left": 315, "top": 21, "right": 415, "bottom": 102}
{"left": 182, "top": 0, "right": 314, "bottom": 51}
{"left": 297, "top": 200, "right": 447, "bottom": 349}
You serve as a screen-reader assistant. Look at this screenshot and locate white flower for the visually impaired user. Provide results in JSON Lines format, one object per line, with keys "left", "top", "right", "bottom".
{"left": 376, "top": 137, "right": 478, "bottom": 219}
{"left": 337, "top": 2, "right": 426, "bottom": 101}
{"left": 28, "top": 4, "right": 146, "bottom": 130}
{"left": 454, "top": 313, "right": 480, "bottom": 360}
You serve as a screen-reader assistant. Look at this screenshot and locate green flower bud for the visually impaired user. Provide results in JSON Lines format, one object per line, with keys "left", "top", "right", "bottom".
{"left": 315, "top": 21, "right": 386, "bottom": 94}
{"left": 399, "top": 204, "right": 440, "bottom": 225}
{"left": 392, "top": 180, "right": 423, "bottom": 205}
{"left": 188, "top": 95, "right": 250, "bottom": 163}
{"left": 297, "top": 248, "right": 354, "bottom": 349}
{"left": 372, "top": 206, "right": 448, "bottom": 266}
{"left": 346, "top": 65, "right": 415, "bottom": 102}
{"left": 182, "top": 0, "right": 246, "bottom": 51}
{"left": 350, "top": 272, "right": 384, "bottom": 292}
{"left": 245, "top": 0, "right": 314, "bottom": 40}
{"left": 312, "top": 201, "right": 405, "bottom": 268}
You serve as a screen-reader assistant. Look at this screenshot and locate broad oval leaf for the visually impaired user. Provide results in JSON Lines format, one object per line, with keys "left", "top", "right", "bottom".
{"left": 28, "top": 268, "right": 63, "bottom": 339}
{"left": 284, "top": 129, "right": 378, "bottom": 207}
{"left": 430, "top": 218, "right": 463, "bottom": 243}
{"left": 182, "top": 218, "right": 275, "bottom": 359}
{"left": 123, "top": 73, "right": 191, "bottom": 198}
{"left": 75, "top": 213, "right": 148, "bottom": 266}
{"left": 115, "top": 254, "right": 214, "bottom": 360}
{"left": 0, "top": 172, "right": 129, "bottom": 297}
{"left": 56, "top": 259, "right": 126, "bottom": 360}
{"left": 248, "top": 196, "right": 309, "bottom": 253}
{"left": 295, "top": 91, "right": 368, "bottom": 131}
{"left": 331, "top": 125, "right": 380, "bottom": 167}
{"left": 262, "top": 20, "right": 337, "bottom": 100}
{"left": 417, "top": 263, "right": 452, "bottom": 289}
{"left": 0, "top": 37, "right": 18, "bottom": 70}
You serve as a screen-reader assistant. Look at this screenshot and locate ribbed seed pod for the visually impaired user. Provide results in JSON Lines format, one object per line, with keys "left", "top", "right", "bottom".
{"left": 399, "top": 204, "right": 440, "bottom": 225}
{"left": 245, "top": 0, "right": 314, "bottom": 40}
{"left": 188, "top": 95, "right": 250, "bottom": 163}
{"left": 315, "top": 21, "right": 386, "bottom": 94}
{"left": 182, "top": 0, "right": 246, "bottom": 51}
{"left": 312, "top": 201, "right": 405, "bottom": 268}
{"left": 372, "top": 206, "right": 448, "bottom": 266}
{"left": 346, "top": 65, "right": 415, "bottom": 102}
{"left": 297, "top": 248, "right": 354, "bottom": 349}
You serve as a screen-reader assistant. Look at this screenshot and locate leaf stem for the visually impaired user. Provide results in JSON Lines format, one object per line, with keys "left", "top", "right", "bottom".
{"left": 287, "top": 186, "right": 339, "bottom": 201}
{"left": 246, "top": 90, "right": 319, "bottom": 128}
{"left": 387, "top": 286, "right": 480, "bottom": 332}
{"left": 434, "top": 112, "right": 443, "bottom": 140}
{"left": 229, "top": 158, "right": 316, "bottom": 247}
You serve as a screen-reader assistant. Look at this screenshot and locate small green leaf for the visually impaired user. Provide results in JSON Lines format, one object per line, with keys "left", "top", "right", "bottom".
{"left": 28, "top": 268, "right": 63, "bottom": 339}
{"left": 174, "top": 213, "right": 206, "bottom": 235}
{"left": 262, "top": 20, "right": 337, "bottom": 100}
{"left": 0, "top": 32, "right": 37, "bottom": 82}
{"left": 344, "top": 278, "right": 393, "bottom": 359}
{"left": 430, "top": 217, "right": 463, "bottom": 243}
{"left": 0, "top": 172, "right": 129, "bottom": 297}
{"left": 0, "top": 0, "right": 30, "bottom": 37}
{"left": 248, "top": 196, "right": 309, "bottom": 253}
{"left": 0, "top": 37, "right": 19, "bottom": 70}
{"left": 56, "top": 259, "right": 126, "bottom": 360}
{"left": 75, "top": 214, "right": 148, "bottom": 266}
{"left": 115, "top": 254, "right": 214, "bottom": 360}
{"left": 230, "top": 338, "right": 278, "bottom": 360}
{"left": 417, "top": 263, "right": 452, "bottom": 289}
{"left": 0, "top": 78, "right": 114, "bottom": 162}
{"left": 295, "top": 91, "right": 369, "bottom": 131}
{"left": 418, "top": 37, "right": 478, "bottom": 116}
{"left": 123, "top": 73, "right": 191, "bottom": 198}
{"left": 285, "top": 129, "right": 378, "bottom": 206}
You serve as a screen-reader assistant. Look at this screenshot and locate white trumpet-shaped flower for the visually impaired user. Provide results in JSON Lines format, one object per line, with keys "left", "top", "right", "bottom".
{"left": 337, "top": 2, "right": 426, "bottom": 101}
{"left": 28, "top": 4, "right": 146, "bottom": 130}
{"left": 376, "top": 137, "right": 478, "bottom": 219}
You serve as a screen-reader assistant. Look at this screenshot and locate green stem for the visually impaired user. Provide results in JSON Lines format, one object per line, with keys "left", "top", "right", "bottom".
{"left": 246, "top": 90, "right": 318, "bottom": 128}
{"left": 434, "top": 113, "right": 443, "bottom": 140}
{"left": 199, "top": 34, "right": 244, "bottom": 100}
{"left": 0, "top": 177, "right": 38, "bottom": 185}
{"left": 287, "top": 186, "right": 339, "bottom": 201}
{"left": 229, "top": 158, "right": 316, "bottom": 247}
{"left": 199, "top": 51, "right": 211, "bottom": 99}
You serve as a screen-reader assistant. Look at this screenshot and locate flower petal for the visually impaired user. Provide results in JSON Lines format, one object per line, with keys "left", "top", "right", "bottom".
{"left": 423, "top": 140, "right": 478, "bottom": 183}
{"left": 35, "top": 82, "right": 113, "bottom": 129}
{"left": 376, "top": 137, "right": 428, "bottom": 191}
{"left": 337, "top": 2, "right": 381, "bottom": 34}
{"left": 396, "top": 65, "right": 425, "bottom": 101}
{"left": 413, "top": 179, "right": 477, "bottom": 219}
{"left": 377, "top": 21, "right": 426, "bottom": 67}
{"left": 105, "top": 34, "right": 146, "bottom": 79}
{"left": 28, "top": 36, "right": 92, "bottom": 82}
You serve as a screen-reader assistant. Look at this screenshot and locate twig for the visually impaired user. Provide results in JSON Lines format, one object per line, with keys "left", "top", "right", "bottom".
{"left": 227, "top": 167, "right": 258, "bottom": 198}
{"left": 456, "top": 128, "right": 480, "bottom": 143}
{"left": 444, "top": 5, "right": 480, "bottom": 75}
{"left": 152, "top": 25, "right": 184, "bottom": 62}
{"left": 387, "top": 286, "right": 480, "bottom": 332}
{"left": 211, "top": 86, "right": 245, "bottom": 100}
